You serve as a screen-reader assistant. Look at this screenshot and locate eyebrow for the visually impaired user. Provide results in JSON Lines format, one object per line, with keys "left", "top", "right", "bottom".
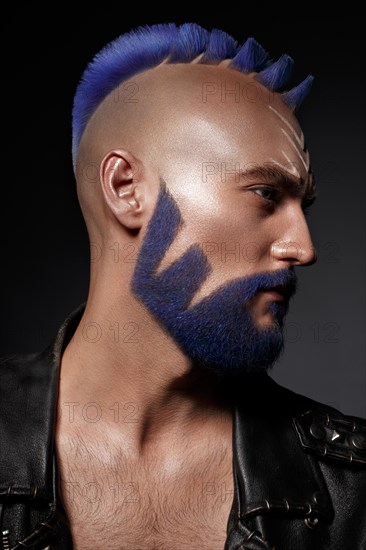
{"left": 236, "top": 164, "right": 317, "bottom": 206}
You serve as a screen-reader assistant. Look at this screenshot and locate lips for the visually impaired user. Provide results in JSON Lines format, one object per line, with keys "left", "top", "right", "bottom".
{"left": 263, "top": 285, "right": 291, "bottom": 301}
{"left": 263, "top": 290, "right": 285, "bottom": 301}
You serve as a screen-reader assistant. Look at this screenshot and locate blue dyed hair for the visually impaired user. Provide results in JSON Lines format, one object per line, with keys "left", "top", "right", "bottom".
{"left": 72, "top": 22, "right": 313, "bottom": 166}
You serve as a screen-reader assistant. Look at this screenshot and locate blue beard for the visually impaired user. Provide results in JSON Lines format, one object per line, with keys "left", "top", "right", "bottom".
{"left": 131, "top": 180, "right": 297, "bottom": 378}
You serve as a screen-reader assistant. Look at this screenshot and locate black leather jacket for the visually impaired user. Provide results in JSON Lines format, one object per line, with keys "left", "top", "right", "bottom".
{"left": 1, "top": 302, "right": 365, "bottom": 549}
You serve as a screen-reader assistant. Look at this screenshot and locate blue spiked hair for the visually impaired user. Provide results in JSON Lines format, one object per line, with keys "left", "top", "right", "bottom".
{"left": 72, "top": 22, "right": 313, "bottom": 167}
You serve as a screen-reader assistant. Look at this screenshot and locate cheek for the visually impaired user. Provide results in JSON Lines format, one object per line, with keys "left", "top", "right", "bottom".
{"left": 181, "top": 195, "right": 272, "bottom": 278}
{"left": 157, "top": 183, "right": 272, "bottom": 279}
{"left": 193, "top": 190, "right": 267, "bottom": 243}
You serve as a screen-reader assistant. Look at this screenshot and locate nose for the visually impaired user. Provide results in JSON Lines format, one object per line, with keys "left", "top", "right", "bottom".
{"left": 270, "top": 210, "right": 317, "bottom": 267}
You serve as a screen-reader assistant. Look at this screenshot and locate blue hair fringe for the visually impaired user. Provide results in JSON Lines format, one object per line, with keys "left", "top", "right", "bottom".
{"left": 167, "top": 22, "right": 210, "bottom": 62}
{"left": 281, "top": 75, "right": 314, "bottom": 109}
{"left": 200, "top": 29, "right": 238, "bottom": 63}
{"left": 229, "top": 37, "right": 269, "bottom": 72}
{"left": 255, "top": 54, "right": 294, "bottom": 91}
{"left": 72, "top": 23, "right": 313, "bottom": 166}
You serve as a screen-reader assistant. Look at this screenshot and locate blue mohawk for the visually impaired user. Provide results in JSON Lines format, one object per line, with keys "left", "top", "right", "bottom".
{"left": 72, "top": 23, "right": 313, "bottom": 166}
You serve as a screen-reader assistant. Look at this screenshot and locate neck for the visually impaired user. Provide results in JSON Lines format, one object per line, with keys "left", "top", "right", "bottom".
{"left": 58, "top": 283, "right": 235, "bottom": 458}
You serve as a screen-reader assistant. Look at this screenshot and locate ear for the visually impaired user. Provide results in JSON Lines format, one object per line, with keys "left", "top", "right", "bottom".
{"left": 99, "top": 149, "right": 144, "bottom": 230}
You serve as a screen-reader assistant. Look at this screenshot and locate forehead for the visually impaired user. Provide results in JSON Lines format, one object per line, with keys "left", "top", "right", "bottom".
{"left": 134, "top": 63, "right": 310, "bottom": 178}
{"left": 86, "top": 62, "right": 311, "bottom": 189}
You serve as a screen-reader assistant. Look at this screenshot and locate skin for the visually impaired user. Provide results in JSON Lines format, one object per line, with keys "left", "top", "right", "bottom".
{"left": 57, "top": 61, "right": 316, "bottom": 473}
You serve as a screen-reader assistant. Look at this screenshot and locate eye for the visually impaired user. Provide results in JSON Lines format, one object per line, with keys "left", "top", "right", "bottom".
{"left": 302, "top": 196, "right": 316, "bottom": 217}
{"left": 251, "top": 186, "right": 279, "bottom": 203}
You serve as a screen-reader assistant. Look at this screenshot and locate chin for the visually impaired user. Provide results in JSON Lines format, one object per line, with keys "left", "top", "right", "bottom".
{"left": 192, "top": 331, "right": 285, "bottom": 380}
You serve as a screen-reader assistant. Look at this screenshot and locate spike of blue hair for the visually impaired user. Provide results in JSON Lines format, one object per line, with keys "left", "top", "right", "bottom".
{"left": 229, "top": 37, "right": 269, "bottom": 72}
{"left": 281, "top": 75, "right": 314, "bottom": 110}
{"left": 168, "top": 23, "right": 210, "bottom": 63}
{"left": 255, "top": 54, "right": 294, "bottom": 91}
{"left": 199, "top": 28, "right": 238, "bottom": 63}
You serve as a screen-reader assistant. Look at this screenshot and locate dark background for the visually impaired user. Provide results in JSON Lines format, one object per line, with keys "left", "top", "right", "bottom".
{"left": 1, "top": 9, "right": 365, "bottom": 417}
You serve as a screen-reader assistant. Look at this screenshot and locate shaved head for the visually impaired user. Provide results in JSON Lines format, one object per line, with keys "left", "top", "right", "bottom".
{"left": 75, "top": 61, "right": 313, "bottom": 247}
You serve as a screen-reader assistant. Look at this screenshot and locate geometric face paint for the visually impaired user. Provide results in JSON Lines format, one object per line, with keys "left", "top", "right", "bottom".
{"left": 131, "top": 181, "right": 298, "bottom": 378}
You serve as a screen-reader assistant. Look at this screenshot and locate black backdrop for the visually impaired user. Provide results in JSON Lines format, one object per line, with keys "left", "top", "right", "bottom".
{"left": 1, "top": 8, "right": 365, "bottom": 417}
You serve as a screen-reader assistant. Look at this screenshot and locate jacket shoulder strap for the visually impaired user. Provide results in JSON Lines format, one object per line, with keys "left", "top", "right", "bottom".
{"left": 293, "top": 408, "right": 366, "bottom": 467}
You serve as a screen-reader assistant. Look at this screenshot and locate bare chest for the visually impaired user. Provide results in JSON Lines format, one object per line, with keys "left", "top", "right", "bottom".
{"left": 56, "top": 431, "right": 235, "bottom": 550}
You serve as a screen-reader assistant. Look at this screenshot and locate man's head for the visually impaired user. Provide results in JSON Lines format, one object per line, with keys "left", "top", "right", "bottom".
{"left": 72, "top": 23, "right": 317, "bottom": 378}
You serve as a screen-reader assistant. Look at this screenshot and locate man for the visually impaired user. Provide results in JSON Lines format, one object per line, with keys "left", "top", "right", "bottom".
{"left": 0, "top": 22, "right": 365, "bottom": 550}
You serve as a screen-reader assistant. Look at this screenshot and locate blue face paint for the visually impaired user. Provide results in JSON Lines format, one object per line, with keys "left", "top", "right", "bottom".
{"left": 131, "top": 180, "right": 297, "bottom": 378}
